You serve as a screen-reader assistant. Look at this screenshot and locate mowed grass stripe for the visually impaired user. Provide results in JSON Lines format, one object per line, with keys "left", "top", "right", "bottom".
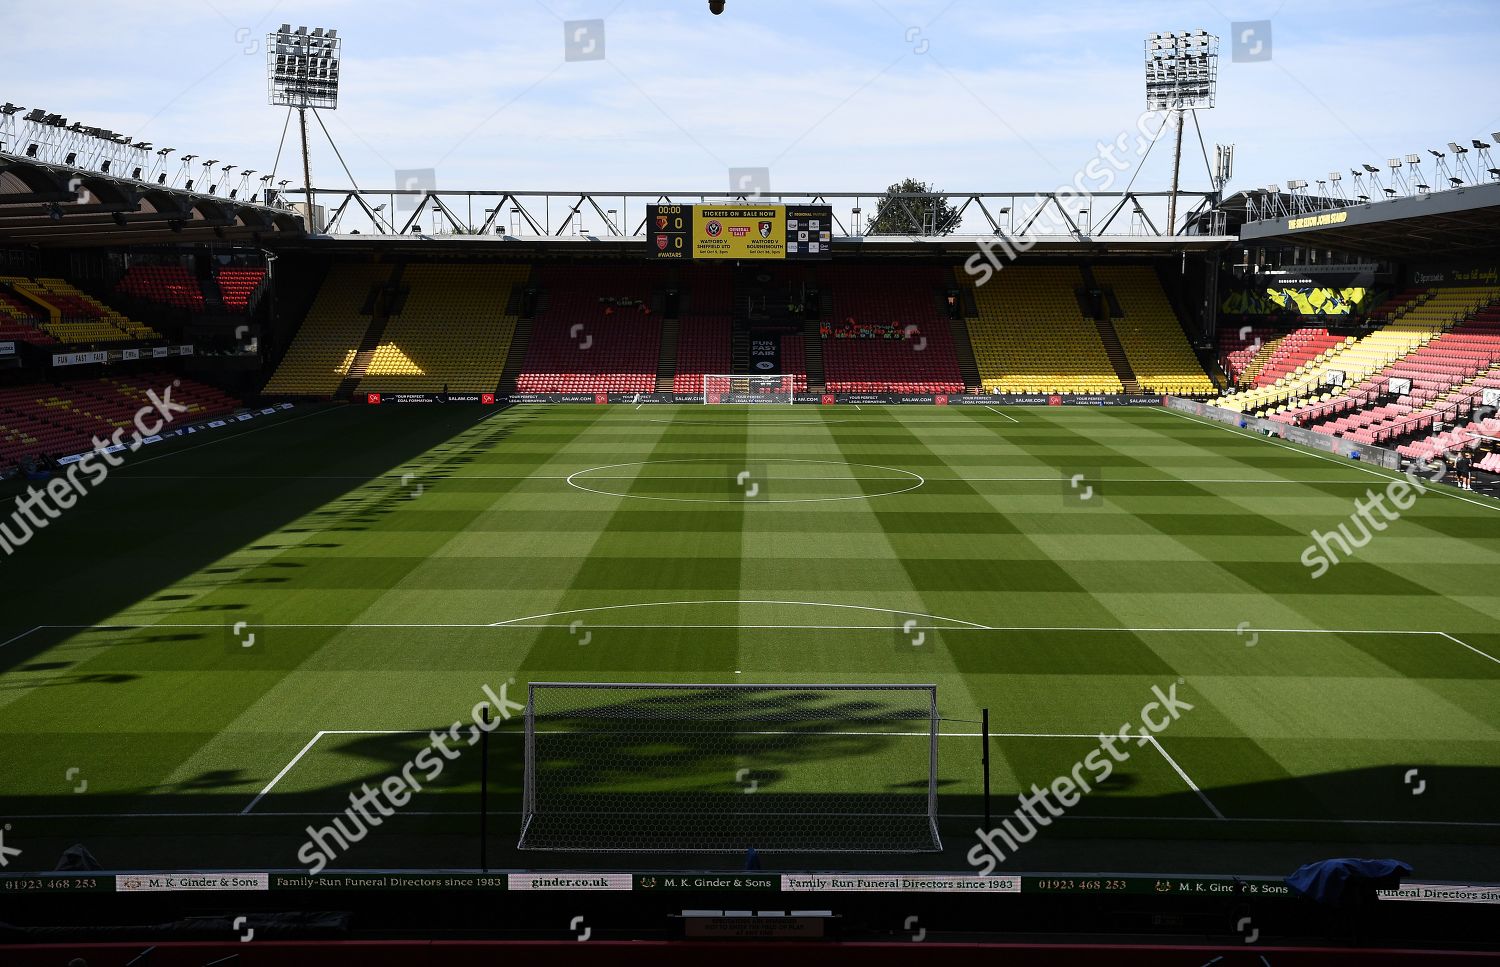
{"left": 515, "top": 407, "right": 750, "bottom": 679}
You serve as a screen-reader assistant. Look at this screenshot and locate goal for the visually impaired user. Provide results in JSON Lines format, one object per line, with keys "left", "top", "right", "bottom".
{"left": 702, "top": 374, "right": 797, "bottom": 404}
{"left": 518, "top": 682, "right": 942, "bottom": 853}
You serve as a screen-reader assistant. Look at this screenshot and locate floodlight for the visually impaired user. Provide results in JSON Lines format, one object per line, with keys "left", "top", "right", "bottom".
{"left": 1363, "top": 164, "right": 1380, "bottom": 173}
{"left": 1387, "top": 158, "right": 1402, "bottom": 169}
{"left": 1475, "top": 139, "right": 1491, "bottom": 150}
{"left": 1328, "top": 171, "right": 1341, "bottom": 182}
{"left": 267, "top": 24, "right": 341, "bottom": 110}
{"left": 1426, "top": 150, "right": 1443, "bottom": 159}
{"left": 1450, "top": 142, "right": 1467, "bottom": 155}
{"left": 1143, "top": 29, "right": 1219, "bottom": 110}
{"left": 1287, "top": 179, "right": 1307, "bottom": 190}
{"left": 1449, "top": 177, "right": 1463, "bottom": 186}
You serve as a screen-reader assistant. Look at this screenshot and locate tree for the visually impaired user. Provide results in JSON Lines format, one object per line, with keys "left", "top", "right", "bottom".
{"left": 865, "top": 178, "right": 962, "bottom": 236}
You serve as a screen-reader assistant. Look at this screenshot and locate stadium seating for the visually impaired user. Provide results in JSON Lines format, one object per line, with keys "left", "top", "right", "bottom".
{"left": 821, "top": 265, "right": 963, "bottom": 393}
{"left": 0, "top": 372, "right": 239, "bottom": 467}
{"left": 116, "top": 265, "right": 204, "bottom": 311}
{"left": 215, "top": 266, "right": 266, "bottom": 311}
{"left": 671, "top": 266, "right": 733, "bottom": 395}
{"left": 1219, "top": 326, "right": 1275, "bottom": 383}
{"left": 0, "top": 276, "right": 159, "bottom": 343}
{"left": 777, "top": 334, "right": 810, "bottom": 392}
{"left": 357, "top": 264, "right": 527, "bottom": 394}
{"left": 0, "top": 289, "right": 57, "bottom": 345}
{"left": 1092, "top": 266, "right": 1214, "bottom": 395}
{"left": 1215, "top": 287, "right": 1500, "bottom": 416}
{"left": 673, "top": 316, "right": 733, "bottom": 395}
{"left": 958, "top": 265, "right": 1123, "bottom": 394}
{"left": 263, "top": 264, "right": 390, "bottom": 396}
{"left": 515, "top": 265, "right": 664, "bottom": 394}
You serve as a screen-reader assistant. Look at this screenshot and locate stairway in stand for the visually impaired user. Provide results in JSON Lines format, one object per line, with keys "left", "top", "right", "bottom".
{"left": 655, "top": 315, "right": 679, "bottom": 393}
{"left": 948, "top": 317, "right": 982, "bottom": 393}
{"left": 1092, "top": 316, "right": 1140, "bottom": 395}
{"left": 336, "top": 263, "right": 404, "bottom": 399}
{"left": 801, "top": 317, "right": 826, "bottom": 392}
{"left": 498, "top": 315, "right": 534, "bottom": 395}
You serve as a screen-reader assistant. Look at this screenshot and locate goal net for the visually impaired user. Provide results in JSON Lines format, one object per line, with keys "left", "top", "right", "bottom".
{"left": 702, "top": 374, "right": 796, "bottom": 404}
{"left": 518, "top": 682, "right": 941, "bottom": 853}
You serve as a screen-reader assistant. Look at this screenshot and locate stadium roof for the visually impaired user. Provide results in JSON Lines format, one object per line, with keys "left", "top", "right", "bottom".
{"left": 0, "top": 153, "right": 304, "bottom": 248}
{"left": 1236, "top": 180, "right": 1500, "bottom": 259}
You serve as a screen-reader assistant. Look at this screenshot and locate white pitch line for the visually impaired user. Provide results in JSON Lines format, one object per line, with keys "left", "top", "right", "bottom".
{"left": 107, "top": 473, "right": 1403, "bottom": 485}
{"left": 1161, "top": 407, "right": 1500, "bottom": 512}
{"left": 1437, "top": 631, "right": 1500, "bottom": 666}
{"left": 982, "top": 405, "right": 1020, "bottom": 424}
{"left": 0, "top": 625, "right": 43, "bottom": 650}
{"left": 1146, "top": 733, "right": 1225, "bottom": 820}
{"left": 488, "top": 599, "right": 992, "bottom": 630}
{"left": 17, "top": 622, "right": 1465, "bottom": 637}
{"left": 241, "top": 731, "right": 327, "bottom": 815}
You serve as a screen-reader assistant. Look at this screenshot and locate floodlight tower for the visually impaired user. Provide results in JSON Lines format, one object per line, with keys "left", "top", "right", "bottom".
{"left": 1144, "top": 30, "right": 1218, "bottom": 234}
{"left": 267, "top": 24, "right": 341, "bottom": 228}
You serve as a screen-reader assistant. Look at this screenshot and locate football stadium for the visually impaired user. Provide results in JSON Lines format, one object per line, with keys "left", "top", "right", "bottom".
{"left": 2, "top": 2, "right": 1499, "bottom": 962}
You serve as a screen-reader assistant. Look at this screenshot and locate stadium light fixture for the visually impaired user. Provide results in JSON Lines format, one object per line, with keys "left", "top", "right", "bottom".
{"left": 1144, "top": 29, "right": 1217, "bottom": 235}
{"left": 268, "top": 23, "right": 342, "bottom": 229}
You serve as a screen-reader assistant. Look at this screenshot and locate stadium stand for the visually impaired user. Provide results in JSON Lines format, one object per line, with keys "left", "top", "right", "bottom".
{"left": 263, "top": 264, "right": 390, "bottom": 397}
{"left": 214, "top": 266, "right": 266, "bottom": 311}
{"left": 1092, "top": 266, "right": 1214, "bottom": 395}
{"left": 0, "top": 372, "right": 239, "bottom": 467}
{"left": 958, "top": 265, "right": 1123, "bottom": 394}
{"left": 1248, "top": 327, "right": 1347, "bottom": 387}
{"left": 1218, "top": 326, "right": 1275, "bottom": 383}
{"left": 515, "top": 265, "right": 663, "bottom": 394}
{"left": 821, "top": 265, "right": 963, "bottom": 393}
{"left": 779, "top": 333, "right": 810, "bottom": 393}
{"left": 116, "top": 264, "right": 204, "bottom": 311}
{"left": 356, "top": 264, "right": 528, "bottom": 394}
{"left": 1217, "top": 286, "right": 1500, "bottom": 418}
{"left": 670, "top": 266, "right": 733, "bottom": 395}
{"left": 0, "top": 289, "right": 57, "bottom": 345}
{"left": 0, "top": 276, "right": 159, "bottom": 343}
{"left": 672, "top": 316, "right": 733, "bottom": 395}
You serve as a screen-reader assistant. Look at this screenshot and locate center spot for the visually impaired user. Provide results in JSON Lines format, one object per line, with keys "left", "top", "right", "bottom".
{"left": 565, "top": 458, "right": 925, "bottom": 504}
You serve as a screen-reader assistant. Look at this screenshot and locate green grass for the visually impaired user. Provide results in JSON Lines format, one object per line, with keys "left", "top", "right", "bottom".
{"left": 1, "top": 403, "right": 1498, "bottom": 876}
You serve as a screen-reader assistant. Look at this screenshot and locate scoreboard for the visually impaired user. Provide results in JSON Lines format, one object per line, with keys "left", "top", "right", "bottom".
{"left": 648, "top": 204, "right": 833, "bottom": 260}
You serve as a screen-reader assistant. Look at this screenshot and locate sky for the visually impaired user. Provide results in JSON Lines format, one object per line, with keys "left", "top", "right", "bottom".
{"left": 7, "top": 0, "right": 1500, "bottom": 233}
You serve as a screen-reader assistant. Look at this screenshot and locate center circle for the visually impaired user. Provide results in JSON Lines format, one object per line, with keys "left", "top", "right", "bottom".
{"left": 565, "top": 458, "right": 925, "bottom": 504}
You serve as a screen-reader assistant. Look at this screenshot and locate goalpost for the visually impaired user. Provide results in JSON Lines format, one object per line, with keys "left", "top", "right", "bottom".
{"left": 702, "top": 374, "right": 797, "bottom": 404}
{"left": 518, "top": 682, "right": 942, "bottom": 853}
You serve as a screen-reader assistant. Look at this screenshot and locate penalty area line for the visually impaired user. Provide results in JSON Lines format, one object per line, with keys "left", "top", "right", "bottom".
{"left": 242, "top": 731, "right": 327, "bottom": 815}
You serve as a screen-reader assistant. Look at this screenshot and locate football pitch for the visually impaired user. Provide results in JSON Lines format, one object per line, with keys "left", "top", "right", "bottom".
{"left": 1, "top": 402, "right": 1498, "bottom": 877}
